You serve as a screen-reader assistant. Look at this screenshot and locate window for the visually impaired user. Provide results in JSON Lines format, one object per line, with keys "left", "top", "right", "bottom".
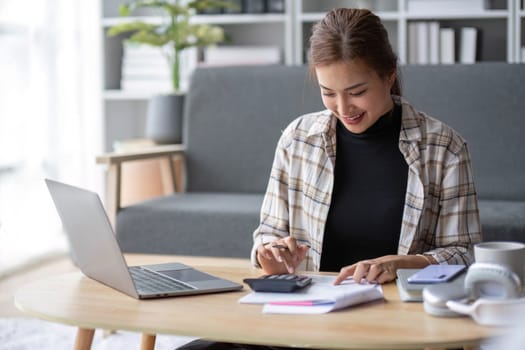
{"left": 0, "top": 0, "right": 102, "bottom": 273}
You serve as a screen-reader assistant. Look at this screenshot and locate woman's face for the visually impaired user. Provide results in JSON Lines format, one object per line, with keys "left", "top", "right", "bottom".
{"left": 315, "top": 59, "right": 395, "bottom": 134}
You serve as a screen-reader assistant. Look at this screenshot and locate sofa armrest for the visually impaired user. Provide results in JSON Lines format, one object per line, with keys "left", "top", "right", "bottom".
{"left": 96, "top": 143, "right": 186, "bottom": 227}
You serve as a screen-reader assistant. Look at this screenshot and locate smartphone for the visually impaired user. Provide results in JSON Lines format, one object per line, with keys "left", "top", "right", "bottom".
{"left": 407, "top": 264, "right": 466, "bottom": 284}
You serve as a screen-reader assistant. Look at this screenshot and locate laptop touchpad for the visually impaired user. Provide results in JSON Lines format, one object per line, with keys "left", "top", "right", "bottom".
{"left": 160, "top": 268, "right": 215, "bottom": 282}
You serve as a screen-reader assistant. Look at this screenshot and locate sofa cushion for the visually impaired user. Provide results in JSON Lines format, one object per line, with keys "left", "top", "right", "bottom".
{"left": 116, "top": 193, "right": 263, "bottom": 257}
{"left": 117, "top": 196, "right": 525, "bottom": 256}
{"left": 183, "top": 65, "right": 323, "bottom": 193}
{"left": 478, "top": 199, "right": 525, "bottom": 243}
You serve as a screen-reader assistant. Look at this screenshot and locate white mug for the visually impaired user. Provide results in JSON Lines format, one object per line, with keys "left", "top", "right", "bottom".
{"left": 474, "top": 241, "right": 525, "bottom": 286}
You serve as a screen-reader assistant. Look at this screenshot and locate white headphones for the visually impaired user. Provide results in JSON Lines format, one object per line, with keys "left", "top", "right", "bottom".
{"left": 447, "top": 263, "right": 525, "bottom": 326}
{"left": 464, "top": 262, "right": 522, "bottom": 299}
{"left": 422, "top": 262, "right": 525, "bottom": 322}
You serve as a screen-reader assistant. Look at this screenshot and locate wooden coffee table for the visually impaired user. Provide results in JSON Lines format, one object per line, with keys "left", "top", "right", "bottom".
{"left": 14, "top": 254, "right": 505, "bottom": 350}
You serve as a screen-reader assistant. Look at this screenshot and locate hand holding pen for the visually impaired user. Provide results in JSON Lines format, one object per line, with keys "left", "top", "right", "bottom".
{"left": 257, "top": 237, "right": 310, "bottom": 274}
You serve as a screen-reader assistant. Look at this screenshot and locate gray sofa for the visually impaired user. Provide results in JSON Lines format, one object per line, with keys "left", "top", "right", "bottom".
{"left": 115, "top": 63, "right": 525, "bottom": 259}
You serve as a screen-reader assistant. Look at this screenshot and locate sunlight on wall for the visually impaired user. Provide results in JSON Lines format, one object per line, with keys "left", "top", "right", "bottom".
{"left": 0, "top": 171, "right": 67, "bottom": 275}
{"left": 0, "top": 0, "right": 102, "bottom": 274}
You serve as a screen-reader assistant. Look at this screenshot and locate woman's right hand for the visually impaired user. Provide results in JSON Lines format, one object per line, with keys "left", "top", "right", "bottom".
{"left": 256, "top": 237, "right": 309, "bottom": 274}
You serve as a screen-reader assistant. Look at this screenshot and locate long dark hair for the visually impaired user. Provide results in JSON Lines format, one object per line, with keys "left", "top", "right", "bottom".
{"left": 308, "top": 8, "right": 401, "bottom": 96}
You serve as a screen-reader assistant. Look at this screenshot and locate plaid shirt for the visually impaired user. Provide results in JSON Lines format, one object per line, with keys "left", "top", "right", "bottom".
{"left": 251, "top": 97, "right": 482, "bottom": 271}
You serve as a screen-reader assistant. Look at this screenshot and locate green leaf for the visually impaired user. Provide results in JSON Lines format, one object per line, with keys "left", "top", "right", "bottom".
{"left": 118, "top": 4, "right": 130, "bottom": 16}
{"left": 127, "top": 30, "right": 171, "bottom": 46}
{"left": 107, "top": 21, "right": 157, "bottom": 36}
{"left": 188, "top": 0, "right": 237, "bottom": 12}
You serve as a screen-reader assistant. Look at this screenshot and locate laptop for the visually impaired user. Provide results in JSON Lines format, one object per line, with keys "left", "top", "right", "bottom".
{"left": 45, "top": 178, "right": 243, "bottom": 299}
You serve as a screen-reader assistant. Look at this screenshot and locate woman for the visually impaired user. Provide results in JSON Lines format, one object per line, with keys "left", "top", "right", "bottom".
{"left": 252, "top": 7, "right": 481, "bottom": 284}
{"left": 179, "top": 7, "right": 481, "bottom": 350}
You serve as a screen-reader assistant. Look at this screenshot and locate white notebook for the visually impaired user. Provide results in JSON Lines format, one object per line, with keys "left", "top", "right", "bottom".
{"left": 239, "top": 275, "right": 383, "bottom": 314}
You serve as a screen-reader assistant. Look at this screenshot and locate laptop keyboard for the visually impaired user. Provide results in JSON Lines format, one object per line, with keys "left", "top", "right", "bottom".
{"left": 129, "top": 266, "right": 195, "bottom": 295}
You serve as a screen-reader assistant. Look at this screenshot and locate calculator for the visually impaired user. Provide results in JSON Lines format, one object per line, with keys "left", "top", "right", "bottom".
{"left": 243, "top": 274, "right": 313, "bottom": 293}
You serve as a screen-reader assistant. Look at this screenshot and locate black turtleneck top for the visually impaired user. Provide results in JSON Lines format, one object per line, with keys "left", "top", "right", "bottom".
{"left": 320, "top": 103, "right": 408, "bottom": 272}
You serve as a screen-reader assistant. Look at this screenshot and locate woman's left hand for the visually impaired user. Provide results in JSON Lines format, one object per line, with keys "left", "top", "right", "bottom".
{"left": 333, "top": 254, "right": 431, "bottom": 285}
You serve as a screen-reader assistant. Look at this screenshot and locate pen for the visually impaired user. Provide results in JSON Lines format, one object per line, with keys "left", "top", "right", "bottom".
{"left": 270, "top": 243, "right": 312, "bottom": 249}
{"left": 271, "top": 244, "right": 289, "bottom": 250}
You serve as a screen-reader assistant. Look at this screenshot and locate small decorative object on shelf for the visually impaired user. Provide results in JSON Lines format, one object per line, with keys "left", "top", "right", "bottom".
{"left": 243, "top": 0, "right": 265, "bottom": 13}
{"left": 222, "top": 0, "right": 242, "bottom": 14}
{"left": 265, "top": 0, "right": 285, "bottom": 13}
{"left": 107, "top": 0, "right": 236, "bottom": 144}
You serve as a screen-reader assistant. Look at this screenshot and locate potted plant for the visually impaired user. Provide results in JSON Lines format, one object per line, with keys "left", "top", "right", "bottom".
{"left": 108, "top": 0, "right": 234, "bottom": 144}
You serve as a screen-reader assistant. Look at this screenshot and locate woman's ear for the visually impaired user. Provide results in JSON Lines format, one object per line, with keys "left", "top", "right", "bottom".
{"left": 388, "top": 70, "right": 396, "bottom": 87}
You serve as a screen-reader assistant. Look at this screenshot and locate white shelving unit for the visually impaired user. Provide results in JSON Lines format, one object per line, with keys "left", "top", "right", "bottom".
{"left": 100, "top": 0, "right": 523, "bottom": 152}
{"left": 293, "top": 0, "right": 399, "bottom": 65}
{"left": 516, "top": 0, "right": 525, "bottom": 62}
{"left": 100, "top": 0, "right": 293, "bottom": 151}
{"left": 295, "top": 0, "right": 518, "bottom": 65}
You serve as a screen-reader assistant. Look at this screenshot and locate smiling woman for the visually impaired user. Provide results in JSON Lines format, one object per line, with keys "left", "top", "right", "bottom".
{"left": 0, "top": 0, "right": 103, "bottom": 274}
{"left": 252, "top": 7, "right": 481, "bottom": 283}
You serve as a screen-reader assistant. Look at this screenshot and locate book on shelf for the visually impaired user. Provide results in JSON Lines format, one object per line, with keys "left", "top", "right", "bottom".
{"left": 239, "top": 275, "right": 384, "bottom": 314}
{"left": 407, "top": 0, "right": 487, "bottom": 13}
{"left": 120, "top": 80, "right": 172, "bottom": 91}
{"left": 408, "top": 21, "right": 440, "bottom": 65}
{"left": 460, "top": 27, "right": 478, "bottom": 64}
{"left": 408, "top": 22, "right": 419, "bottom": 64}
{"left": 203, "top": 46, "right": 281, "bottom": 66}
{"left": 121, "top": 43, "right": 169, "bottom": 91}
{"left": 178, "top": 47, "right": 198, "bottom": 91}
{"left": 120, "top": 43, "right": 197, "bottom": 92}
{"left": 522, "top": 47, "right": 525, "bottom": 63}
{"left": 428, "top": 22, "right": 440, "bottom": 65}
{"left": 440, "top": 28, "right": 456, "bottom": 64}
{"left": 416, "top": 22, "right": 429, "bottom": 65}
{"left": 408, "top": 23, "right": 479, "bottom": 65}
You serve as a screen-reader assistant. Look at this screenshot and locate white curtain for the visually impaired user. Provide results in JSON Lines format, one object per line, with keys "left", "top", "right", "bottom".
{"left": 0, "top": 0, "right": 102, "bottom": 272}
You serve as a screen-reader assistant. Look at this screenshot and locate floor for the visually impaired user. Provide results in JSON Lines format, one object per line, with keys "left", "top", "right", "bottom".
{"left": 0, "top": 254, "right": 75, "bottom": 317}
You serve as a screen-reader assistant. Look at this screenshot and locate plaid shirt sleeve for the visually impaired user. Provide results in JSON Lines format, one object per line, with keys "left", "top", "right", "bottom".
{"left": 250, "top": 112, "right": 334, "bottom": 269}
{"left": 250, "top": 126, "right": 292, "bottom": 267}
{"left": 399, "top": 101, "right": 482, "bottom": 265}
{"left": 424, "top": 139, "right": 482, "bottom": 264}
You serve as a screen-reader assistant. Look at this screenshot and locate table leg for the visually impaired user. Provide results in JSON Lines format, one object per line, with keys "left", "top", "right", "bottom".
{"left": 74, "top": 328, "right": 95, "bottom": 350}
{"left": 141, "top": 333, "right": 157, "bottom": 350}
